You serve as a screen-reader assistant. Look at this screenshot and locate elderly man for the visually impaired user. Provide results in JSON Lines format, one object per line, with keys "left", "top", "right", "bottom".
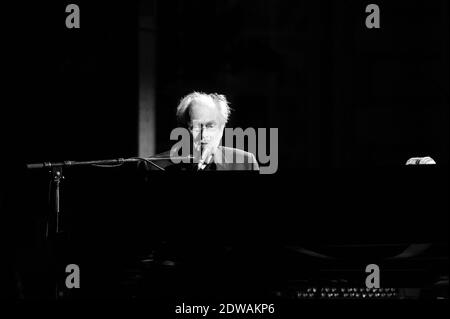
{"left": 152, "top": 92, "right": 259, "bottom": 171}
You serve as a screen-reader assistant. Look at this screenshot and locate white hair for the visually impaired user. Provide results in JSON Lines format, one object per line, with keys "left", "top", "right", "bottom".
{"left": 176, "top": 92, "right": 231, "bottom": 126}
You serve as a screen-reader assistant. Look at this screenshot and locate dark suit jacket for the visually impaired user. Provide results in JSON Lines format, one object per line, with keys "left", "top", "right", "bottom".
{"left": 147, "top": 146, "right": 259, "bottom": 171}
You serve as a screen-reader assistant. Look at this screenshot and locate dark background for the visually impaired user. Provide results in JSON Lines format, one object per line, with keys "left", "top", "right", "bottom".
{"left": 0, "top": 0, "right": 448, "bottom": 299}
{"left": 1, "top": 0, "right": 448, "bottom": 167}
{"left": 153, "top": 0, "right": 449, "bottom": 168}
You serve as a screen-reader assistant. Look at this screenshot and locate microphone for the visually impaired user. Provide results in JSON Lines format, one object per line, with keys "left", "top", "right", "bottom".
{"left": 151, "top": 155, "right": 195, "bottom": 162}
{"left": 140, "top": 155, "right": 196, "bottom": 171}
{"left": 197, "top": 143, "right": 213, "bottom": 171}
{"left": 26, "top": 156, "right": 196, "bottom": 170}
{"left": 198, "top": 153, "right": 213, "bottom": 171}
{"left": 405, "top": 156, "right": 436, "bottom": 165}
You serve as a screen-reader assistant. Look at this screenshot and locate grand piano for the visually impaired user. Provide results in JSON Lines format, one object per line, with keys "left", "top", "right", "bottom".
{"left": 5, "top": 163, "right": 448, "bottom": 300}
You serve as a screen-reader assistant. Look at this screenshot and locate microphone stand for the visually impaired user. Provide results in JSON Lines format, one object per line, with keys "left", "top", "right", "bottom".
{"left": 26, "top": 156, "right": 174, "bottom": 299}
{"left": 48, "top": 166, "right": 65, "bottom": 299}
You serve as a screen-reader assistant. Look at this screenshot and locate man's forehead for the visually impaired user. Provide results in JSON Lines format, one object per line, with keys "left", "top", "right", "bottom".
{"left": 189, "top": 99, "right": 220, "bottom": 118}
{"left": 190, "top": 97, "right": 216, "bottom": 110}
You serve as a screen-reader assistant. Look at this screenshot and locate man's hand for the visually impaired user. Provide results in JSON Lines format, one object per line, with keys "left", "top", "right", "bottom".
{"left": 406, "top": 157, "right": 436, "bottom": 165}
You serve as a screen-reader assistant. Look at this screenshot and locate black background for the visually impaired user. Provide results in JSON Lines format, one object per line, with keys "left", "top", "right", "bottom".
{"left": 1, "top": 0, "right": 448, "bottom": 166}
{"left": 0, "top": 0, "right": 448, "bottom": 302}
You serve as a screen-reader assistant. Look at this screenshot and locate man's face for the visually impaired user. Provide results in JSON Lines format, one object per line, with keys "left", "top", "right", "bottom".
{"left": 187, "top": 98, "right": 225, "bottom": 158}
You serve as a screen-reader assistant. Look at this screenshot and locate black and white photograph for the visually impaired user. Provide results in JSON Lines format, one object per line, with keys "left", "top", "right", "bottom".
{"left": 1, "top": 0, "right": 449, "bottom": 316}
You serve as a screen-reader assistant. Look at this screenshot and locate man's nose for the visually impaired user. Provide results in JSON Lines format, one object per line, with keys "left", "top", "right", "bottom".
{"left": 200, "top": 126, "right": 209, "bottom": 140}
